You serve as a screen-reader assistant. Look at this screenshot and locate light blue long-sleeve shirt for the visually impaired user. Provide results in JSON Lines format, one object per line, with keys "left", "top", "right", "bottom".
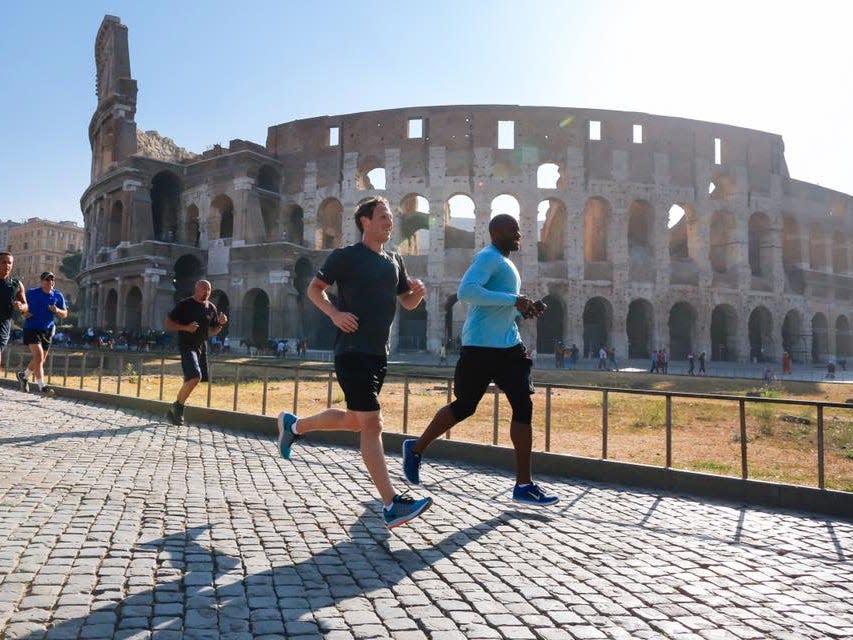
{"left": 457, "top": 244, "right": 522, "bottom": 348}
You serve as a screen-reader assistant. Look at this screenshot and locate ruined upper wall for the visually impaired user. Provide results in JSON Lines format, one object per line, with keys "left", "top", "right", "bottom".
{"left": 135, "top": 130, "right": 198, "bottom": 163}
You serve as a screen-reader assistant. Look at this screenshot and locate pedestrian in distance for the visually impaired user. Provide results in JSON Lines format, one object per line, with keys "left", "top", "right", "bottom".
{"left": 17, "top": 272, "right": 66, "bottom": 395}
{"left": 401, "top": 214, "right": 559, "bottom": 507}
{"left": 164, "top": 280, "right": 228, "bottom": 425}
{"left": 0, "top": 252, "right": 27, "bottom": 371}
{"left": 687, "top": 352, "right": 695, "bottom": 376}
{"left": 274, "top": 197, "right": 433, "bottom": 530}
{"left": 698, "top": 350, "right": 707, "bottom": 375}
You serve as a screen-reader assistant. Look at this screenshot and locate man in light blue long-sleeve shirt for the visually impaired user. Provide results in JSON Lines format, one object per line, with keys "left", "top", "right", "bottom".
{"left": 402, "top": 214, "right": 559, "bottom": 506}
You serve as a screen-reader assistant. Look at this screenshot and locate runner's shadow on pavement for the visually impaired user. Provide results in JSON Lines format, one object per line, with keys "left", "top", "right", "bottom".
{"left": 0, "top": 422, "right": 158, "bottom": 447}
{"left": 15, "top": 506, "right": 545, "bottom": 638}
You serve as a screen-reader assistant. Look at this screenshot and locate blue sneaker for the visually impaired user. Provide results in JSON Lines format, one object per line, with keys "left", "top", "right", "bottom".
{"left": 512, "top": 483, "right": 559, "bottom": 506}
{"left": 383, "top": 493, "right": 432, "bottom": 529}
{"left": 276, "top": 412, "right": 299, "bottom": 459}
{"left": 402, "top": 439, "right": 421, "bottom": 484}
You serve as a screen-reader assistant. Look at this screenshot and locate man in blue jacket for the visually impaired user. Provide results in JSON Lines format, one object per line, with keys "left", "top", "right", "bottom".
{"left": 17, "top": 272, "right": 67, "bottom": 395}
{"left": 402, "top": 214, "right": 558, "bottom": 505}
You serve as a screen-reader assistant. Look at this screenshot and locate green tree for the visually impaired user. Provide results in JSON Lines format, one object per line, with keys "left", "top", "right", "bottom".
{"left": 59, "top": 250, "right": 82, "bottom": 280}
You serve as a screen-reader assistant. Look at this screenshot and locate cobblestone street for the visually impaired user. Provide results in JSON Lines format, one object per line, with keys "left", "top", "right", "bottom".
{"left": 0, "top": 388, "right": 851, "bottom": 639}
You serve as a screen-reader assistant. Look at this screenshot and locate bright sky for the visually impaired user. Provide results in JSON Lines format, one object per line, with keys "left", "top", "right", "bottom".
{"left": 1, "top": 0, "right": 851, "bottom": 226}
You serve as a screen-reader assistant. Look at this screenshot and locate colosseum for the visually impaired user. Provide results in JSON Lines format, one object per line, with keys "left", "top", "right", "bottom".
{"left": 79, "top": 15, "right": 853, "bottom": 364}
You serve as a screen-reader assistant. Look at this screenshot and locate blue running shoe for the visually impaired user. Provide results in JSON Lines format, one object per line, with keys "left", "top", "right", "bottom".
{"left": 512, "top": 483, "right": 559, "bottom": 506}
{"left": 383, "top": 493, "right": 432, "bottom": 529}
{"left": 402, "top": 439, "right": 421, "bottom": 485}
{"left": 276, "top": 412, "right": 299, "bottom": 459}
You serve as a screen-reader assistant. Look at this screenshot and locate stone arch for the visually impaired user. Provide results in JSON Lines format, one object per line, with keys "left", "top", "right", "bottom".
{"left": 582, "top": 296, "right": 613, "bottom": 358}
{"left": 709, "top": 210, "right": 736, "bottom": 274}
{"left": 490, "top": 194, "right": 520, "bottom": 220}
{"left": 537, "top": 198, "right": 567, "bottom": 262}
{"left": 173, "top": 254, "right": 204, "bottom": 302}
{"left": 536, "top": 294, "right": 565, "bottom": 353}
{"left": 835, "top": 315, "right": 851, "bottom": 358}
{"left": 445, "top": 194, "right": 475, "bottom": 250}
{"left": 710, "top": 304, "right": 738, "bottom": 361}
{"left": 748, "top": 306, "right": 773, "bottom": 362}
{"left": 125, "top": 286, "right": 142, "bottom": 331}
{"left": 832, "top": 233, "right": 849, "bottom": 274}
{"left": 210, "top": 290, "right": 230, "bottom": 332}
{"left": 583, "top": 197, "right": 611, "bottom": 263}
{"left": 184, "top": 204, "right": 200, "bottom": 246}
{"left": 209, "top": 194, "right": 234, "bottom": 241}
{"left": 317, "top": 198, "right": 343, "bottom": 249}
{"left": 243, "top": 288, "right": 270, "bottom": 343}
{"left": 782, "top": 216, "right": 805, "bottom": 293}
{"left": 398, "top": 300, "right": 427, "bottom": 351}
{"left": 294, "top": 257, "right": 314, "bottom": 337}
{"left": 256, "top": 165, "right": 280, "bottom": 192}
{"left": 536, "top": 162, "right": 563, "bottom": 189}
{"left": 809, "top": 224, "right": 828, "bottom": 270}
{"left": 748, "top": 212, "right": 773, "bottom": 277}
{"left": 812, "top": 312, "right": 829, "bottom": 362}
{"left": 151, "top": 171, "right": 181, "bottom": 242}
{"left": 628, "top": 199, "right": 654, "bottom": 282}
{"left": 104, "top": 288, "right": 118, "bottom": 330}
{"left": 668, "top": 301, "right": 697, "bottom": 360}
{"left": 107, "top": 201, "right": 123, "bottom": 248}
{"left": 398, "top": 193, "right": 430, "bottom": 256}
{"left": 782, "top": 310, "right": 805, "bottom": 363}
{"left": 668, "top": 204, "right": 692, "bottom": 259}
{"left": 282, "top": 203, "right": 304, "bottom": 244}
{"left": 626, "top": 298, "right": 654, "bottom": 359}
{"left": 357, "top": 157, "right": 385, "bottom": 190}
{"left": 444, "top": 294, "right": 460, "bottom": 347}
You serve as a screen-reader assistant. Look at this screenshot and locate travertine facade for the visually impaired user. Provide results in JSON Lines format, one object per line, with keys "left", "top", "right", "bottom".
{"left": 79, "top": 16, "right": 853, "bottom": 362}
{"left": 7, "top": 218, "right": 83, "bottom": 303}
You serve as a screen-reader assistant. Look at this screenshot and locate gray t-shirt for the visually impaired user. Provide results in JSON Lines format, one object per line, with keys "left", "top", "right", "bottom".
{"left": 316, "top": 242, "right": 411, "bottom": 356}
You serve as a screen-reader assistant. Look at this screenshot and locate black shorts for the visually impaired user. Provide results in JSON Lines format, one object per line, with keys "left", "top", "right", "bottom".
{"left": 451, "top": 344, "right": 534, "bottom": 424}
{"left": 180, "top": 348, "right": 209, "bottom": 382}
{"left": 334, "top": 352, "right": 387, "bottom": 412}
{"left": 24, "top": 328, "right": 54, "bottom": 351}
{"left": 0, "top": 318, "right": 10, "bottom": 351}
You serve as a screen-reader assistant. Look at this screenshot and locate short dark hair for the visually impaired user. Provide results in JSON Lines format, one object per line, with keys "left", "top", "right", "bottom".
{"left": 0, "top": 252, "right": 11, "bottom": 259}
{"left": 488, "top": 213, "right": 517, "bottom": 234}
{"left": 354, "top": 197, "right": 389, "bottom": 234}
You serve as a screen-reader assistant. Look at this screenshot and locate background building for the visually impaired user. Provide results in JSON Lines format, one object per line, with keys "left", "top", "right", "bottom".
{"left": 79, "top": 16, "right": 853, "bottom": 363}
{"left": 0, "top": 220, "right": 21, "bottom": 252}
{"left": 7, "top": 218, "right": 83, "bottom": 303}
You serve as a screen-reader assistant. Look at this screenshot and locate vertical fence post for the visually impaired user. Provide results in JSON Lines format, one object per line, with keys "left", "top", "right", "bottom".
{"left": 739, "top": 399, "right": 748, "bottom": 480}
{"left": 402, "top": 376, "right": 409, "bottom": 434}
{"left": 292, "top": 365, "right": 300, "bottom": 415}
{"left": 232, "top": 364, "right": 240, "bottom": 412}
{"left": 665, "top": 394, "right": 672, "bottom": 468}
{"left": 817, "top": 404, "right": 825, "bottom": 490}
{"left": 206, "top": 361, "right": 213, "bottom": 408}
{"left": 601, "top": 389, "right": 609, "bottom": 459}
{"left": 261, "top": 367, "right": 269, "bottom": 415}
{"left": 116, "top": 356, "right": 123, "bottom": 395}
{"left": 445, "top": 378, "right": 453, "bottom": 439}
{"left": 545, "top": 385, "right": 552, "bottom": 452}
{"left": 326, "top": 370, "right": 333, "bottom": 408}
{"left": 492, "top": 385, "right": 500, "bottom": 445}
{"left": 3, "top": 347, "right": 8, "bottom": 378}
{"left": 80, "top": 353, "right": 86, "bottom": 389}
{"left": 136, "top": 354, "right": 142, "bottom": 398}
{"left": 63, "top": 353, "right": 70, "bottom": 388}
{"left": 48, "top": 351, "right": 54, "bottom": 383}
{"left": 158, "top": 357, "right": 164, "bottom": 401}
{"left": 97, "top": 354, "right": 104, "bottom": 392}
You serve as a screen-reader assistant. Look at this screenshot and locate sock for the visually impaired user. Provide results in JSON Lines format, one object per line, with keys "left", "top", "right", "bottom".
{"left": 516, "top": 482, "right": 531, "bottom": 489}
{"left": 291, "top": 419, "right": 300, "bottom": 435}
{"left": 20, "top": 369, "right": 30, "bottom": 379}
{"left": 384, "top": 500, "right": 395, "bottom": 511}
{"left": 36, "top": 378, "right": 45, "bottom": 390}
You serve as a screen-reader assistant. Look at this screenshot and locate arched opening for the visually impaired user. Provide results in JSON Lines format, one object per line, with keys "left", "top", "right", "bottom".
{"left": 782, "top": 310, "right": 805, "bottom": 363}
{"left": 104, "top": 289, "right": 118, "bottom": 330}
{"left": 243, "top": 289, "right": 270, "bottom": 343}
{"left": 710, "top": 304, "right": 738, "bottom": 361}
{"left": 357, "top": 158, "right": 385, "bottom": 190}
{"left": 583, "top": 197, "right": 611, "bottom": 266}
{"left": 628, "top": 200, "right": 654, "bottom": 282}
{"left": 809, "top": 225, "right": 828, "bottom": 270}
{"left": 444, "top": 294, "right": 460, "bottom": 349}
{"left": 317, "top": 198, "right": 343, "bottom": 249}
{"left": 748, "top": 212, "right": 772, "bottom": 277}
{"left": 536, "top": 163, "right": 562, "bottom": 189}
{"left": 626, "top": 298, "right": 654, "bottom": 359}
{"left": 490, "top": 194, "right": 520, "bottom": 219}
{"left": 709, "top": 210, "right": 737, "bottom": 275}
{"left": 209, "top": 195, "right": 234, "bottom": 241}
{"left": 173, "top": 254, "right": 204, "bottom": 302}
{"left": 184, "top": 204, "right": 200, "bottom": 246}
{"left": 398, "top": 194, "right": 430, "bottom": 256}
{"left": 125, "top": 287, "right": 142, "bottom": 331}
{"left": 668, "top": 204, "right": 690, "bottom": 258}
{"left": 107, "top": 201, "right": 123, "bottom": 247}
{"left": 444, "top": 194, "right": 475, "bottom": 249}
{"left": 151, "top": 171, "right": 181, "bottom": 242}
{"left": 832, "top": 233, "right": 849, "bottom": 274}
{"left": 836, "top": 315, "right": 851, "bottom": 358}
{"left": 281, "top": 203, "right": 304, "bottom": 244}
{"left": 210, "top": 290, "right": 230, "bottom": 336}
{"left": 582, "top": 297, "right": 613, "bottom": 358}
{"left": 536, "top": 294, "right": 564, "bottom": 353}
{"left": 398, "top": 300, "right": 427, "bottom": 351}
{"left": 783, "top": 216, "right": 805, "bottom": 293}
{"left": 537, "top": 199, "right": 567, "bottom": 262}
{"left": 668, "top": 302, "right": 697, "bottom": 360}
{"left": 256, "top": 165, "right": 280, "bottom": 192}
{"left": 748, "top": 306, "right": 773, "bottom": 362}
{"left": 812, "top": 313, "right": 829, "bottom": 362}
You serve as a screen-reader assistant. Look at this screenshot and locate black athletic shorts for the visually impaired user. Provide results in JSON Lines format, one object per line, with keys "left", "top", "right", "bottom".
{"left": 451, "top": 343, "right": 534, "bottom": 423}
{"left": 334, "top": 352, "right": 387, "bottom": 412}
{"left": 0, "top": 318, "right": 10, "bottom": 351}
{"left": 23, "top": 327, "right": 54, "bottom": 351}
{"left": 180, "top": 348, "right": 209, "bottom": 382}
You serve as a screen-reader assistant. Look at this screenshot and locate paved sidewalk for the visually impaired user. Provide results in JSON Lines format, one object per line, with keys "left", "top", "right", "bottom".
{"left": 0, "top": 388, "right": 851, "bottom": 640}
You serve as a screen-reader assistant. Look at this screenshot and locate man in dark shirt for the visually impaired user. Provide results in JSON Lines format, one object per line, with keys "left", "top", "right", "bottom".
{"left": 274, "top": 197, "right": 432, "bottom": 530}
{"left": 0, "top": 252, "right": 27, "bottom": 371}
{"left": 164, "top": 279, "right": 228, "bottom": 425}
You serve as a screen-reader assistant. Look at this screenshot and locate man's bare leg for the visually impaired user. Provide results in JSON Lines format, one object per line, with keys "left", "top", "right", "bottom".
{"left": 510, "top": 420, "right": 532, "bottom": 485}
{"left": 410, "top": 405, "right": 458, "bottom": 455}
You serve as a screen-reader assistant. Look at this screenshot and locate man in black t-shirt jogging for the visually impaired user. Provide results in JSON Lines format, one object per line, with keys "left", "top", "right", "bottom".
{"left": 274, "top": 197, "right": 433, "bottom": 530}
{"left": 164, "top": 279, "right": 228, "bottom": 425}
{"left": 0, "top": 252, "right": 28, "bottom": 369}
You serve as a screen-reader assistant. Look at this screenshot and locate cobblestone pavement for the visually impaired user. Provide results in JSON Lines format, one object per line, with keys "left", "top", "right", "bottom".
{"left": 0, "top": 388, "right": 851, "bottom": 640}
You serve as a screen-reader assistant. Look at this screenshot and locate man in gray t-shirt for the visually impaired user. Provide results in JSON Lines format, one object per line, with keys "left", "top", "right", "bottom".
{"left": 272, "top": 197, "right": 433, "bottom": 530}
